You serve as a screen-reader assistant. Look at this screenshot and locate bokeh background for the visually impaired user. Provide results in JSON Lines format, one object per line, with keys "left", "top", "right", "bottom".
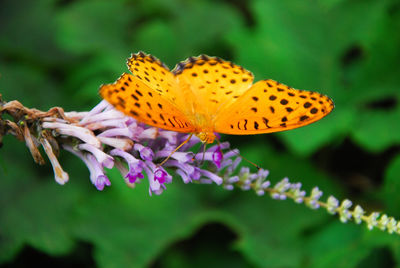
{"left": 1, "top": 0, "right": 400, "bottom": 267}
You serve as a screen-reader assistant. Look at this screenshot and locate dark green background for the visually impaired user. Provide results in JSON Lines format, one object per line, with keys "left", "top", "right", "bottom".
{"left": 1, "top": 0, "right": 400, "bottom": 267}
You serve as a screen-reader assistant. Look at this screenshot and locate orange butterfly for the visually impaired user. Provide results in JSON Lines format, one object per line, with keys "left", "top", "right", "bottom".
{"left": 100, "top": 52, "right": 334, "bottom": 145}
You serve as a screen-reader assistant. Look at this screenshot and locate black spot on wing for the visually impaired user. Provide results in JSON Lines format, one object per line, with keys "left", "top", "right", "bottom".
{"left": 304, "top": 102, "right": 312, "bottom": 108}
{"left": 168, "top": 118, "right": 175, "bottom": 127}
{"left": 270, "top": 106, "right": 275, "bottom": 113}
{"left": 173, "top": 116, "right": 184, "bottom": 128}
{"left": 254, "top": 121, "right": 259, "bottom": 130}
{"left": 262, "top": 117, "right": 270, "bottom": 128}
{"left": 300, "top": 115, "right": 309, "bottom": 121}
{"left": 131, "top": 94, "right": 139, "bottom": 101}
{"left": 280, "top": 99, "right": 288, "bottom": 105}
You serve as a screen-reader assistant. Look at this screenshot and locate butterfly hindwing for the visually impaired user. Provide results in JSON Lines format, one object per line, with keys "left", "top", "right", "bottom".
{"left": 214, "top": 79, "right": 334, "bottom": 134}
{"left": 99, "top": 73, "right": 195, "bottom": 133}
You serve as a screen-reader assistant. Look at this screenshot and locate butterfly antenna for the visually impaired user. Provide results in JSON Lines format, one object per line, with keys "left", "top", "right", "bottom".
{"left": 159, "top": 133, "right": 193, "bottom": 166}
{"left": 215, "top": 136, "right": 261, "bottom": 170}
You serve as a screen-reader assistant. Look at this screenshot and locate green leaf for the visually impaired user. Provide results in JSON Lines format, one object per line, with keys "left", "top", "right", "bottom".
{"left": 228, "top": 194, "right": 328, "bottom": 267}
{"left": 280, "top": 106, "right": 355, "bottom": 156}
{"left": 351, "top": 107, "right": 400, "bottom": 153}
{"left": 380, "top": 153, "right": 400, "bottom": 216}
{"left": 0, "top": 137, "right": 83, "bottom": 262}
{"left": 0, "top": 0, "right": 65, "bottom": 63}
{"left": 132, "top": 0, "right": 243, "bottom": 66}
{"left": 55, "top": 0, "right": 131, "bottom": 57}
{"left": 0, "top": 61, "right": 69, "bottom": 110}
{"left": 71, "top": 169, "right": 215, "bottom": 268}
{"left": 305, "top": 223, "right": 369, "bottom": 268}
{"left": 348, "top": 9, "right": 400, "bottom": 152}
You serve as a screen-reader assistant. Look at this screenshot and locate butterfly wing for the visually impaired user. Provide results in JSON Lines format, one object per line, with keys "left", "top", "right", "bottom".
{"left": 214, "top": 79, "right": 334, "bottom": 134}
{"left": 99, "top": 73, "right": 195, "bottom": 133}
{"left": 172, "top": 55, "right": 254, "bottom": 115}
{"left": 127, "top": 51, "right": 193, "bottom": 110}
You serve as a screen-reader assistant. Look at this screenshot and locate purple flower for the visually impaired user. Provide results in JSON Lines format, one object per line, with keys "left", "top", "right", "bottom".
{"left": 155, "top": 150, "right": 194, "bottom": 163}
{"left": 42, "top": 122, "right": 101, "bottom": 148}
{"left": 223, "top": 155, "right": 241, "bottom": 173}
{"left": 63, "top": 145, "right": 111, "bottom": 191}
{"left": 212, "top": 146, "right": 223, "bottom": 168}
{"left": 164, "top": 159, "right": 200, "bottom": 183}
{"left": 126, "top": 164, "right": 144, "bottom": 183}
{"left": 78, "top": 143, "right": 114, "bottom": 169}
{"left": 157, "top": 131, "right": 179, "bottom": 144}
{"left": 199, "top": 169, "right": 223, "bottom": 185}
{"left": 94, "top": 174, "right": 111, "bottom": 191}
{"left": 97, "top": 127, "right": 134, "bottom": 139}
{"left": 110, "top": 149, "right": 144, "bottom": 183}
{"left": 134, "top": 143, "right": 154, "bottom": 161}
{"left": 97, "top": 136, "right": 134, "bottom": 151}
{"left": 154, "top": 168, "right": 168, "bottom": 184}
{"left": 142, "top": 162, "right": 172, "bottom": 195}
{"left": 85, "top": 154, "right": 111, "bottom": 191}
{"left": 80, "top": 107, "right": 125, "bottom": 126}
{"left": 138, "top": 127, "right": 158, "bottom": 140}
{"left": 44, "top": 100, "right": 266, "bottom": 194}
{"left": 147, "top": 162, "right": 172, "bottom": 185}
{"left": 194, "top": 143, "right": 229, "bottom": 168}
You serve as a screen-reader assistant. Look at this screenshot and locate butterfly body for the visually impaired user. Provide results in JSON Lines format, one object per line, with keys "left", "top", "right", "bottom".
{"left": 100, "top": 52, "right": 334, "bottom": 144}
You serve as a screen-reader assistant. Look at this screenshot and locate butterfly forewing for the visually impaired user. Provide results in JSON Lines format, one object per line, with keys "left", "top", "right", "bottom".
{"left": 172, "top": 55, "right": 254, "bottom": 115}
{"left": 214, "top": 79, "right": 334, "bottom": 134}
{"left": 127, "top": 52, "right": 188, "bottom": 107}
{"left": 99, "top": 73, "right": 195, "bottom": 133}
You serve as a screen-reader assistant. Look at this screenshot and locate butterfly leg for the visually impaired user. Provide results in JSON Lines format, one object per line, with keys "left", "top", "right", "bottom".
{"left": 192, "top": 143, "right": 207, "bottom": 165}
{"left": 191, "top": 143, "right": 205, "bottom": 163}
{"left": 159, "top": 133, "right": 194, "bottom": 166}
{"left": 201, "top": 143, "right": 207, "bottom": 164}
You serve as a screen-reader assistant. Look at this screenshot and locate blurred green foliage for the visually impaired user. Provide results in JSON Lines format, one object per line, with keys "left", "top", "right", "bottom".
{"left": 1, "top": 0, "right": 400, "bottom": 267}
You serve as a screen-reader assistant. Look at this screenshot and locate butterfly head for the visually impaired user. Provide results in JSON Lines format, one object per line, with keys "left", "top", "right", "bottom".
{"left": 196, "top": 131, "right": 216, "bottom": 144}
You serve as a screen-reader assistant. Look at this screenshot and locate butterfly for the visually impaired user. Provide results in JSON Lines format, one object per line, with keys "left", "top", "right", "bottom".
{"left": 99, "top": 52, "right": 334, "bottom": 144}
